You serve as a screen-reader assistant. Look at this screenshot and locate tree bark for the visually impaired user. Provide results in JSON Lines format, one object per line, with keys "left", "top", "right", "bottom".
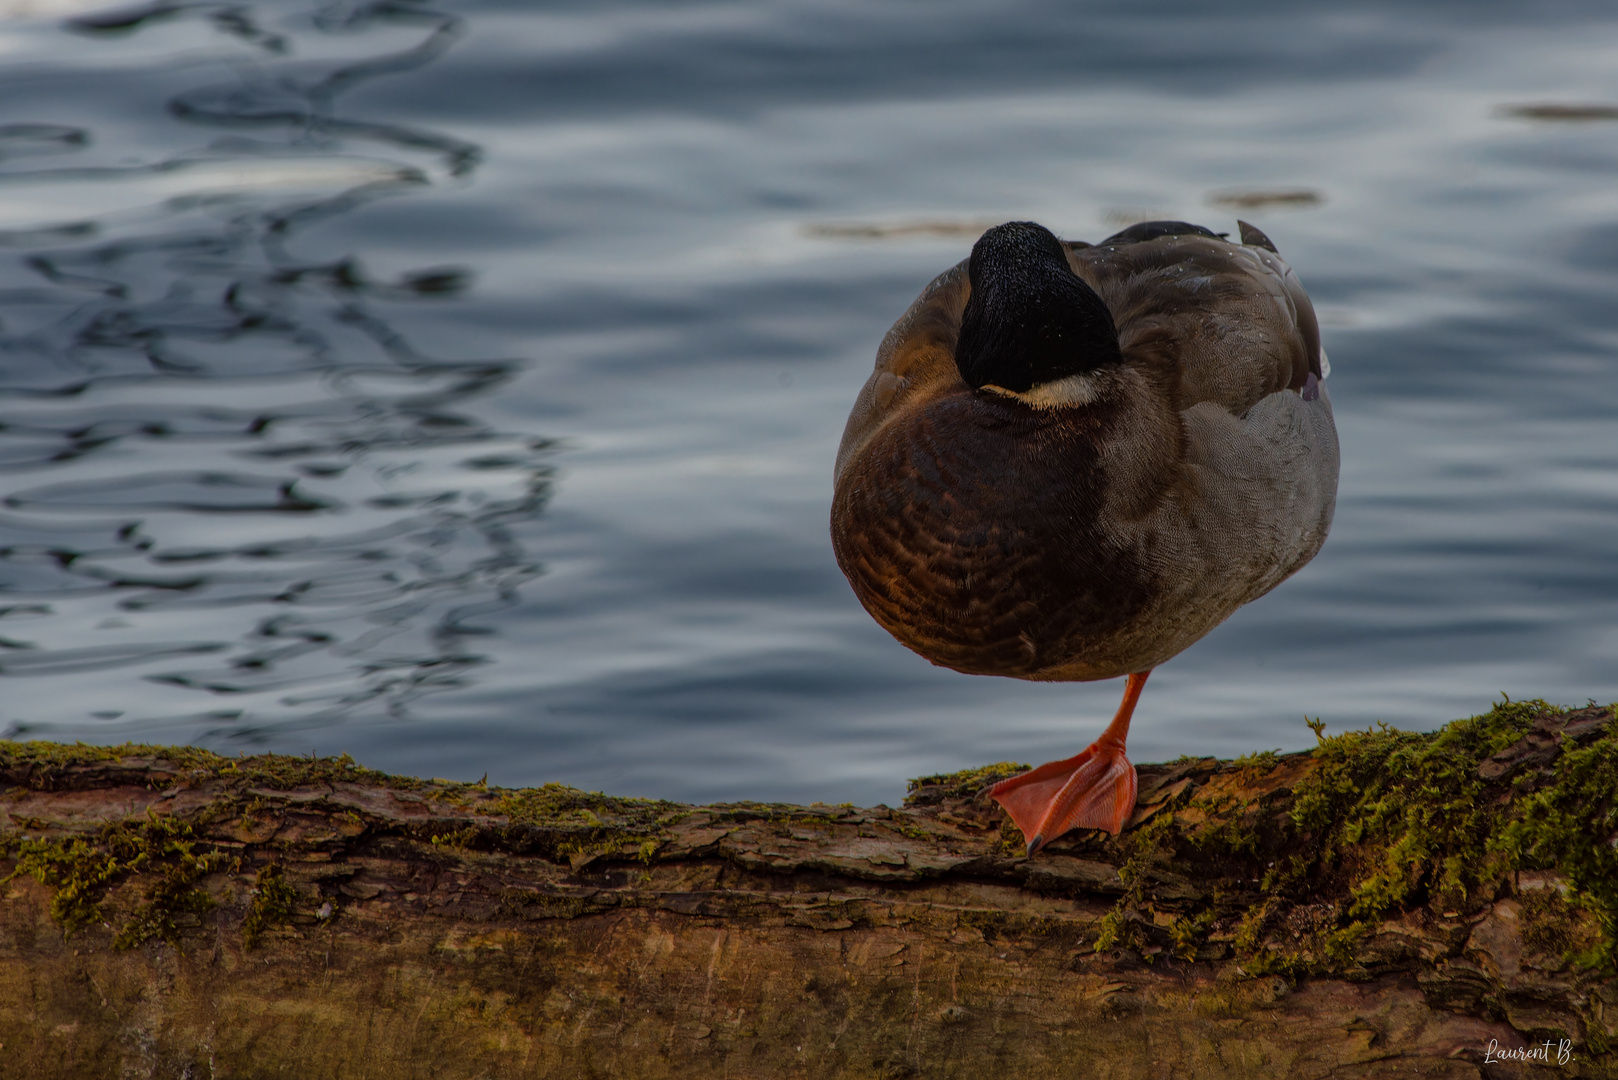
{"left": 1, "top": 702, "right": 1615, "bottom": 1078}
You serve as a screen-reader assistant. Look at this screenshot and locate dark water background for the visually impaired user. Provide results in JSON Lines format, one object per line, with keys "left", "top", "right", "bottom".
{"left": 0, "top": 0, "right": 1615, "bottom": 804}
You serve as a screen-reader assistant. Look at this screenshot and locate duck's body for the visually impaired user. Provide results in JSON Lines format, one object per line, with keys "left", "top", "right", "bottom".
{"left": 830, "top": 220, "right": 1337, "bottom": 850}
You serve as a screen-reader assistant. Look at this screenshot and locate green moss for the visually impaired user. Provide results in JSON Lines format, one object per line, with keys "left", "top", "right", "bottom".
{"left": 477, "top": 783, "right": 686, "bottom": 864}
{"left": 7, "top": 701, "right": 1618, "bottom": 989}
{"left": 112, "top": 815, "right": 229, "bottom": 949}
{"left": 702, "top": 802, "right": 847, "bottom": 828}
{"left": 115, "top": 860, "right": 223, "bottom": 949}
{"left": 1286, "top": 701, "right": 1545, "bottom": 927}
{"left": 1321, "top": 922, "right": 1370, "bottom": 969}
{"left": 488, "top": 782, "right": 680, "bottom": 831}
{"left": 1092, "top": 907, "right": 1129, "bottom": 953}
{"left": 5, "top": 812, "right": 227, "bottom": 945}
{"left": 242, "top": 864, "right": 302, "bottom": 949}
{"left": 430, "top": 826, "right": 480, "bottom": 852}
{"left": 227, "top": 751, "right": 402, "bottom": 791}
{"left": 1185, "top": 792, "right": 1263, "bottom": 859}
{"left": 1495, "top": 722, "right": 1618, "bottom": 969}
{"left": 1169, "top": 911, "right": 1215, "bottom": 961}
{"left": 904, "top": 762, "right": 1028, "bottom": 806}
{"left": 0, "top": 739, "right": 222, "bottom": 774}
{"left": 5, "top": 835, "right": 121, "bottom": 938}
{"left": 1092, "top": 815, "right": 1178, "bottom": 957}
{"left": 1232, "top": 896, "right": 1282, "bottom": 958}
{"left": 1257, "top": 698, "right": 1618, "bottom": 980}
{"left": 1076, "top": 699, "right": 1618, "bottom": 981}
{"left": 1232, "top": 750, "right": 1281, "bottom": 784}
{"left": 0, "top": 740, "right": 450, "bottom": 802}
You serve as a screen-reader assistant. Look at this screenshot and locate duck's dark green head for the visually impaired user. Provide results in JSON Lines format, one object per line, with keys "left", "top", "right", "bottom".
{"left": 955, "top": 221, "right": 1123, "bottom": 395}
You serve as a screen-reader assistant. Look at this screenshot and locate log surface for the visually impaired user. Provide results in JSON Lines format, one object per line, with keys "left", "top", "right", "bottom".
{"left": 1, "top": 702, "right": 1616, "bottom": 1077}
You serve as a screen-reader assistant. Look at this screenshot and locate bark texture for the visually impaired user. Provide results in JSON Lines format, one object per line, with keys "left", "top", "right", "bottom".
{"left": 2, "top": 701, "right": 1616, "bottom": 1078}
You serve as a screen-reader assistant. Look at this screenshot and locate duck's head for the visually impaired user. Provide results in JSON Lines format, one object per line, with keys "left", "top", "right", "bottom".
{"left": 955, "top": 221, "right": 1123, "bottom": 408}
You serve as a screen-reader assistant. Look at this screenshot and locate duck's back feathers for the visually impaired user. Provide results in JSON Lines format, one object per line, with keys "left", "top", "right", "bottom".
{"left": 831, "top": 222, "right": 1338, "bottom": 682}
{"left": 1075, "top": 227, "right": 1322, "bottom": 416}
{"left": 1099, "top": 219, "right": 1227, "bottom": 245}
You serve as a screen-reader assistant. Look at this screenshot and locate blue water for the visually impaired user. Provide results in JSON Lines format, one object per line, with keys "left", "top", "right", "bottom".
{"left": 0, "top": 0, "right": 1615, "bottom": 805}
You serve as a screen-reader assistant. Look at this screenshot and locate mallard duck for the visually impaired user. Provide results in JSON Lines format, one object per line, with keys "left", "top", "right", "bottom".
{"left": 830, "top": 219, "right": 1338, "bottom": 853}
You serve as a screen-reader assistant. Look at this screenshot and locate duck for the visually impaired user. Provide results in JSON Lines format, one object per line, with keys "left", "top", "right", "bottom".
{"left": 829, "top": 218, "right": 1338, "bottom": 854}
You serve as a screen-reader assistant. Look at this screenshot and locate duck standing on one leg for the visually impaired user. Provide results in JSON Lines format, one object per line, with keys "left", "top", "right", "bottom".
{"left": 829, "top": 219, "right": 1338, "bottom": 855}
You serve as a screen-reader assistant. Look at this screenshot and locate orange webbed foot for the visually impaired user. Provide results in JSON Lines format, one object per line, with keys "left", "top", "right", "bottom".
{"left": 986, "top": 670, "right": 1150, "bottom": 855}
{"left": 988, "top": 743, "right": 1136, "bottom": 853}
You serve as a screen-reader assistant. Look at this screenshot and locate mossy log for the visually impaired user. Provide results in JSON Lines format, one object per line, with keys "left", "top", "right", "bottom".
{"left": 3, "top": 700, "right": 1618, "bottom": 1078}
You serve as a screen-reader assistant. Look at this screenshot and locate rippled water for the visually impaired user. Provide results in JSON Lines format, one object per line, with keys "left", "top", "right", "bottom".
{"left": 0, "top": 0, "right": 1615, "bottom": 804}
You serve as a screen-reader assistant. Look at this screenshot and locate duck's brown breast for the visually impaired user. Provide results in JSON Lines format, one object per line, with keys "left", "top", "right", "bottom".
{"left": 830, "top": 228, "right": 1338, "bottom": 683}
{"left": 830, "top": 389, "right": 1155, "bottom": 680}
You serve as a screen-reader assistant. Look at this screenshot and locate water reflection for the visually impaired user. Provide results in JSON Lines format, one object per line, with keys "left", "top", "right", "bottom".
{"left": 0, "top": 0, "right": 551, "bottom": 739}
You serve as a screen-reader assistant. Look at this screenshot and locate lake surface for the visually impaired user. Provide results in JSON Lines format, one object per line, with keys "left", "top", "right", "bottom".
{"left": 0, "top": 0, "right": 1615, "bottom": 805}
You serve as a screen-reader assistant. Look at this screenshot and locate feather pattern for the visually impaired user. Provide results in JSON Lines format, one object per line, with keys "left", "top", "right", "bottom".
{"left": 831, "top": 226, "right": 1338, "bottom": 682}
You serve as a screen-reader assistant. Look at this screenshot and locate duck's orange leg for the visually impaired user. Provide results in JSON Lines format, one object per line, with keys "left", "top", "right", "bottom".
{"left": 988, "top": 670, "right": 1149, "bottom": 855}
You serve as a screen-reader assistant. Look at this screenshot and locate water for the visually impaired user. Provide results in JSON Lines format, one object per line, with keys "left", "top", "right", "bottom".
{"left": 0, "top": 0, "right": 1615, "bottom": 805}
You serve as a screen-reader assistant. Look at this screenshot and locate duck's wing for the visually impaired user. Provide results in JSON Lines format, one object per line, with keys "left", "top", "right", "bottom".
{"left": 833, "top": 261, "right": 971, "bottom": 481}
{"left": 1071, "top": 222, "right": 1322, "bottom": 416}
{"left": 835, "top": 221, "right": 1322, "bottom": 482}
{"left": 1052, "top": 222, "right": 1337, "bottom": 671}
